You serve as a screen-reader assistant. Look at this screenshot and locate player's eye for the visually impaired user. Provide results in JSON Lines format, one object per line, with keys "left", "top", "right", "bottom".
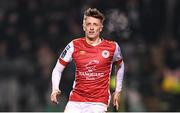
{"left": 86, "top": 23, "right": 91, "bottom": 26}
{"left": 93, "top": 23, "right": 98, "bottom": 26}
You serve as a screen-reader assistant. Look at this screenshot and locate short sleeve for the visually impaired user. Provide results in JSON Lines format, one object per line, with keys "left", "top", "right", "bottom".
{"left": 113, "top": 42, "right": 123, "bottom": 65}
{"left": 59, "top": 41, "right": 74, "bottom": 66}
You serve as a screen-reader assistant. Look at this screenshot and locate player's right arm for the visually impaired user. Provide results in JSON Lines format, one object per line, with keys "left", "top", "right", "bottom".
{"left": 112, "top": 42, "right": 124, "bottom": 111}
{"left": 51, "top": 41, "right": 74, "bottom": 104}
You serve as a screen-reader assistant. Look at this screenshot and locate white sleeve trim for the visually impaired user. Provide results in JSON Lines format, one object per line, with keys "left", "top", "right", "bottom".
{"left": 115, "top": 61, "right": 125, "bottom": 92}
{"left": 52, "top": 60, "right": 65, "bottom": 91}
{"left": 113, "top": 42, "right": 122, "bottom": 62}
{"left": 60, "top": 41, "right": 74, "bottom": 63}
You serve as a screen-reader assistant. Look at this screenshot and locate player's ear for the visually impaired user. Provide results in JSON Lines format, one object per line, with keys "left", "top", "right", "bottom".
{"left": 100, "top": 25, "right": 103, "bottom": 32}
{"left": 83, "top": 24, "right": 85, "bottom": 31}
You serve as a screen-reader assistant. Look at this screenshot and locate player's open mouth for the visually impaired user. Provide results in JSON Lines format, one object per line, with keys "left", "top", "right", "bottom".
{"left": 89, "top": 31, "right": 95, "bottom": 34}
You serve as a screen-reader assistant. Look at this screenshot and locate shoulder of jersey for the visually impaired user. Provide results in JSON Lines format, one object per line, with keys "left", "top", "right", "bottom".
{"left": 72, "top": 37, "right": 84, "bottom": 42}
{"left": 104, "top": 39, "right": 116, "bottom": 45}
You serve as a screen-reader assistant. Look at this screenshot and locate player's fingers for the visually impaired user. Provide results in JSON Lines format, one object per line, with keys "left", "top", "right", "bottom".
{"left": 112, "top": 93, "right": 116, "bottom": 106}
{"left": 56, "top": 92, "right": 60, "bottom": 97}
{"left": 51, "top": 95, "right": 55, "bottom": 102}
{"left": 50, "top": 94, "right": 54, "bottom": 101}
{"left": 52, "top": 98, "right": 59, "bottom": 104}
{"left": 113, "top": 98, "right": 116, "bottom": 107}
{"left": 115, "top": 100, "right": 119, "bottom": 111}
{"left": 54, "top": 94, "right": 60, "bottom": 104}
{"left": 55, "top": 93, "right": 60, "bottom": 104}
{"left": 51, "top": 93, "right": 58, "bottom": 104}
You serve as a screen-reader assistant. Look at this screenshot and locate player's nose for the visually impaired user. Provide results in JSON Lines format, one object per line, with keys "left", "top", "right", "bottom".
{"left": 90, "top": 25, "right": 94, "bottom": 30}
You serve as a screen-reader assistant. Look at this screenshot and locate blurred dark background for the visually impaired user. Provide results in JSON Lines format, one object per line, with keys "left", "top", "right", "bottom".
{"left": 0, "top": 0, "right": 180, "bottom": 112}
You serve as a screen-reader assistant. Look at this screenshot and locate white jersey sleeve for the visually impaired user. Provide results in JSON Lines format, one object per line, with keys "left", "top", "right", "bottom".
{"left": 113, "top": 42, "right": 124, "bottom": 92}
{"left": 51, "top": 41, "right": 74, "bottom": 91}
{"left": 59, "top": 41, "right": 74, "bottom": 66}
{"left": 113, "top": 42, "right": 123, "bottom": 64}
{"left": 115, "top": 61, "right": 125, "bottom": 92}
{"left": 52, "top": 61, "right": 65, "bottom": 91}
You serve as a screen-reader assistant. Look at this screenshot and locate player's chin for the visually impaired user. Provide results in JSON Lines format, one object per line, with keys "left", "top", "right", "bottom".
{"left": 87, "top": 35, "right": 97, "bottom": 39}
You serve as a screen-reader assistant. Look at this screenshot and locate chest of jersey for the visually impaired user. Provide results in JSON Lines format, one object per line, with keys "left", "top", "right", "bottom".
{"left": 72, "top": 40, "right": 115, "bottom": 70}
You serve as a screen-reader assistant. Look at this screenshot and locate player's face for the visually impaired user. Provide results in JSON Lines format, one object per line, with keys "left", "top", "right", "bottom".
{"left": 83, "top": 16, "right": 103, "bottom": 39}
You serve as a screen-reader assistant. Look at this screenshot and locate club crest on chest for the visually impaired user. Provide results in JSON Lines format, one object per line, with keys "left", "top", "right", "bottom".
{"left": 102, "top": 50, "right": 110, "bottom": 58}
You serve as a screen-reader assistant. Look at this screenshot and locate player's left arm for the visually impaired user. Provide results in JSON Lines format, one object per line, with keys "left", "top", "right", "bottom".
{"left": 112, "top": 42, "right": 125, "bottom": 111}
{"left": 113, "top": 61, "right": 124, "bottom": 110}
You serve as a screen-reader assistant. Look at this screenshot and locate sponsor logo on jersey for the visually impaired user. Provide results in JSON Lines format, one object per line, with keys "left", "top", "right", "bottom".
{"left": 60, "top": 49, "right": 67, "bottom": 58}
{"left": 85, "top": 60, "right": 99, "bottom": 72}
{"left": 102, "top": 50, "right": 110, "bottom": 58}
{"left": 78, "top": 60, "right": 104, "bottom": 80}
{"left": 65, "top": 44, "right": 71, "bottom": 50}
{"left": 78, "top": 71, "right": 104, "bottom": 80}
{"left": 79, "top": 50, "right": 86, "bottom": 55}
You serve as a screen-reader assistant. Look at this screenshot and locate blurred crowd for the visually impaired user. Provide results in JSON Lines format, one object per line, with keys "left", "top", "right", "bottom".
{"left": 0, "top": 0, "right": 180, "bottom": 112}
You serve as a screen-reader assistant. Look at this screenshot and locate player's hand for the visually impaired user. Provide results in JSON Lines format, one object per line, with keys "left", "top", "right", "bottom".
{"left": 112, "top": 91, "right": 121, "bottom": 111}
{"left": 50, "top": 89, "right": 61, "bottom": 104}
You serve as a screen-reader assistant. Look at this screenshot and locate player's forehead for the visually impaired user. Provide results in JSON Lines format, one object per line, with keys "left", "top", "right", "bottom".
{"left": 84, "top": 16, "right": 102, "bottom": 24}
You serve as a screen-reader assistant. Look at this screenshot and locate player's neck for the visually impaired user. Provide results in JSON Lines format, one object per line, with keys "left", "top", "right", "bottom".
{"left": 85, "top": 37, "right": 102, "bottom": 46}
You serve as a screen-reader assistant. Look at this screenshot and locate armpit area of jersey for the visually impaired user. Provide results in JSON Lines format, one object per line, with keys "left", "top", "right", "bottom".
{"left": 114, "top": 59, "right": 122, "bottom": 65}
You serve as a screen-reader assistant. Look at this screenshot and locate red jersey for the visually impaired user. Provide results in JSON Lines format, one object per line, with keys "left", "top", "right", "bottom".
{"left": 59, "top": 38, "right": 122, "bottom": 105}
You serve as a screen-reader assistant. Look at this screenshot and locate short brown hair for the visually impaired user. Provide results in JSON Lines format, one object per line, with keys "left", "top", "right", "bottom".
{"left": 83, "top": 8, "right": 105, "bottom": 23}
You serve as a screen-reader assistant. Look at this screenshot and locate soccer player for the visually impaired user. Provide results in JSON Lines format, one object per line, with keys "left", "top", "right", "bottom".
{"left": 50, "top": 8, "right": 125, "bottom": 113}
